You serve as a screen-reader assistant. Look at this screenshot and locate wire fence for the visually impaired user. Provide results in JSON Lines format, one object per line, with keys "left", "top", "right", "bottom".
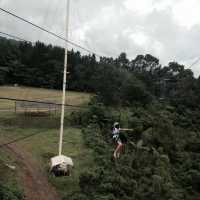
{"left": 0, "top": 130, "right": 49, "bottom": 149}
{"left": 0, "top": 97, "right": 88, "bottom": 117}
{"left": 0, "top": 97, "right": 87, "bottom": 147}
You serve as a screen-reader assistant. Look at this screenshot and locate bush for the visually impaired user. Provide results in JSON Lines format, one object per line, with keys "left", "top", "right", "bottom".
{"left": 0, "top": 183, "right": 24, "bottom": 200}
{"left": 64, "top": 103, "right": 200, "bottom": 200}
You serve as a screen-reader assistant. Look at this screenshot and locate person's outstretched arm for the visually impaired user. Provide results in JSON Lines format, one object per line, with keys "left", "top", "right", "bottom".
{"left": 120, "top": 128, "right": 133, "bottom": 131}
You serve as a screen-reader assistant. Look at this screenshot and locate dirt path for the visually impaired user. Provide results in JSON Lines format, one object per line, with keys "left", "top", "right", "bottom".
{"left": 5, "top": 143, "right": 60, "bottom": 200}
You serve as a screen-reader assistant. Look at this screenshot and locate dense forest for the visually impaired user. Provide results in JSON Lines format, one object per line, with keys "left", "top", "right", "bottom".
{"left": 1, "top": 36, "right": 200, "bottom": 108}
{"left": 0, "top": 36, "right": 200, "bottom": 200}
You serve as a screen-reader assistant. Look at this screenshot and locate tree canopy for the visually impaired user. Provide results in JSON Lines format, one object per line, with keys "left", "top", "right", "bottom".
{"left": 0, "top": 36, "right": 199, "bottom": 108}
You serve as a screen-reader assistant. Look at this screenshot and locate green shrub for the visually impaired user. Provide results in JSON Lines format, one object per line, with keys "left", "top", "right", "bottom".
{"left": 0, "top": 183, "right": 24, "bottom": 200}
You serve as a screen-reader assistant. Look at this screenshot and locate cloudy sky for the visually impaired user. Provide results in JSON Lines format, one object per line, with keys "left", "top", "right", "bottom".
{"left": 0, "top": 0, "right": 200, "bottom": 76}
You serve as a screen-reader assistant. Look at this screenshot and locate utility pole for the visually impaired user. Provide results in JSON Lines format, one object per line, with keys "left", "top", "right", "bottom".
{"left": 59, "top": 0, "right": 70, "bottom": 156}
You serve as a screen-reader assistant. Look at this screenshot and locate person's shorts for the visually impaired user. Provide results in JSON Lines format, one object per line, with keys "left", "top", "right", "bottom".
{"left": 119, "top": 133, "right": 127, "bottom": 144}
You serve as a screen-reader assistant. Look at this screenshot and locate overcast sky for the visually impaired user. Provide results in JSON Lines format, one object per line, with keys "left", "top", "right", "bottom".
{"left": 0, "top": 0, "right": 200, "bottom": 77}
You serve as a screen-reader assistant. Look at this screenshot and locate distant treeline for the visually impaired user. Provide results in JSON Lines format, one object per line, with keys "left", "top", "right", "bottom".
{"left": 0, "top": 36, "right": 200, "bottom": 107}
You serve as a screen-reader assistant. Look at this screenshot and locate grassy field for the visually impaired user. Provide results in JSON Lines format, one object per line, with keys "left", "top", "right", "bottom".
{"left": 0, "top": 86, "right": 92, "bottom": 110}
{"left": 0, "top": 115, "right": 94, "bottom": 197}
{"left": 0, "top": 86, "right": 94, "bottom": 198}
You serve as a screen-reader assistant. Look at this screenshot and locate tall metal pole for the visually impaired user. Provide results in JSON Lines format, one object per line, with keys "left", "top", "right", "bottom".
{"left": 59, "top": 0, "right": 70, "bottom": 156}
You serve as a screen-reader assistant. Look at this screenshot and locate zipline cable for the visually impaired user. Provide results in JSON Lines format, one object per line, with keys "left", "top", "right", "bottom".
{"left": 188, "top": 57, "right": 200, "bottom": 69}
{"left": 0, "top": 130, "right": 49, "bottom": 148}
{"left": 0, "top": 97, "right": 89, "bottom": 109}
{"left": 1, "top": 7, "right": 199, "bottom": 69}
{"left": 38, "top": 0, "right": 60, "bottom": 42}
{"left": 0, "top": 31, "right": 31, "bottom": 43}
{"left": 0, "top": 7, "right": 103, "bottom": 57}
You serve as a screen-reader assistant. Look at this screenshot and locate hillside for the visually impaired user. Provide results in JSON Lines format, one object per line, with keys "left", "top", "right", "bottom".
{"left": 69, "top": 104, "right": 200, "bottom": 200}
{"left": 0, "top": 37, "right": 200, "bottom": 200}
{"left": 0, "top": 86, "right": 91, "bottom": 106}
{"left": 0, "top": 86, "right": 93, "bottom": 199}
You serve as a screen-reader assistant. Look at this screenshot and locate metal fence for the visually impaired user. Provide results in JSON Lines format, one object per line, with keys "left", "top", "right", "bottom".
{"left": 15, "top": 100, "right": 59, "bottom": 115}
{"left": 0, "top": 97, "right": 87, "bottom": 116}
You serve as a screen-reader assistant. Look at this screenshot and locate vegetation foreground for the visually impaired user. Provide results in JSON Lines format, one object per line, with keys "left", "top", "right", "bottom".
{"left": 0, "top": 112, "right": 94, "bottom": 199}
{"left": 0, "top": 87, "right": 93, "bottom": 199}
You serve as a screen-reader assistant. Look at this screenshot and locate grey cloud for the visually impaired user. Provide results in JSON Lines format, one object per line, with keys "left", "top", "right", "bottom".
{"left": 0, "top": 0, "right": 200, "bottom": 76}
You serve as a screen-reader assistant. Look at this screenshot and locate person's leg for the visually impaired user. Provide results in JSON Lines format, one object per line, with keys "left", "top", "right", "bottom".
{"left": 113, "top": 144, "right": 118, "bottom": 158}
{"left": 114, "top": 142, "right": 123, "bottom": 158}
{"left": 117, "top": 143, "right": 124, "bottom": 158}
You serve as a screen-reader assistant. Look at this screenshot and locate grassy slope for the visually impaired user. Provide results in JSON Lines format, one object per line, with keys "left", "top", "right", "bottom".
{"left": 0, "top": 120, "right": 94, "bottom": 197}
{"left": 0, "top": 148, "right": 19, "bottom": 185}
{"left": 0, "top": 86, "right": 92, "bottom": 109}
{"left": 0, "top": 86, "right": 94, "bottom": 198}
{"left": 0, "top": 137, "right": 24, "bottom": 198}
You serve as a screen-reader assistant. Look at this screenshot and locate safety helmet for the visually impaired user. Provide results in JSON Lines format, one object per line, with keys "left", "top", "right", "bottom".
{"left": 114, "top": 122, "right": 119, "bottom": 127}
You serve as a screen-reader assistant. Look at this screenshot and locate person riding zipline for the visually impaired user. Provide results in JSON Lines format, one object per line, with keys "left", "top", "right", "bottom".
{"left": 112, "top": 122, "right": 133, "bottom": 159}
